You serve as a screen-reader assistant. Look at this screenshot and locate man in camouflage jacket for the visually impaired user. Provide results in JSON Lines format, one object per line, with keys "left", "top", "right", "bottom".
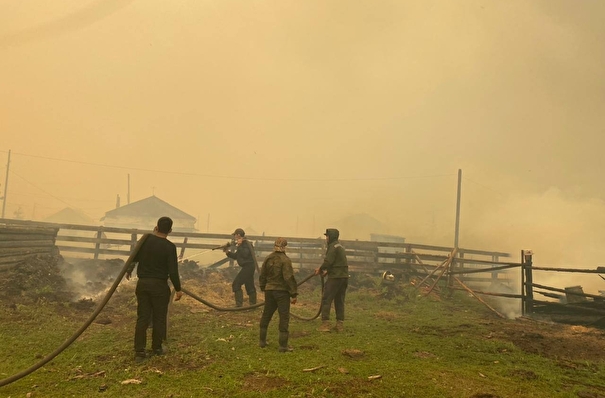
{"left": 259, "top": 237, "right": 298, "bottom": 352}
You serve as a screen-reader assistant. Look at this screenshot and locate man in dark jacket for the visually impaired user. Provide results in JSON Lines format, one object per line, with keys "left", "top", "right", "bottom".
{"left": 314, "top": 228, "right": 348, "bottom": 332}
{"left": 259, "top": 237, "right": 298, "bottom": 352}
{"left": 126, "top": 216, "right": 182, "bottom": 363}
{"left": 224, "top": 228, "right": 258, "bottom": 307}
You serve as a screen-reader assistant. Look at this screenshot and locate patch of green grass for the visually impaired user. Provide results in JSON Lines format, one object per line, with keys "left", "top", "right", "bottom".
{"left": 1, "top": 284, "right": 605, "bottom": 397}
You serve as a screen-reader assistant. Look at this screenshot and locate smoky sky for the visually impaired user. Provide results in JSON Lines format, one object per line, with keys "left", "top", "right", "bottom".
{"left": 1, "top": 0, "right": 605, "bottom": 267}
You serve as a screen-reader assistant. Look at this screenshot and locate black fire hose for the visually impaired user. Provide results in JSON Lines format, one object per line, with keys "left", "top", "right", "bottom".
{"left": 0, "top": 241, "right": 321, "bottom": 388}
{"left": 0, "top": 234, "right": 150, "bottom": 388}
{"left": 181, "top": 288, "right": 265, "bottom": 311}
{"left": 291, "top": 272, "right": 324, "bottom": 321}
{"left": 181, "top": 272, "right": 324, "bottom": 320}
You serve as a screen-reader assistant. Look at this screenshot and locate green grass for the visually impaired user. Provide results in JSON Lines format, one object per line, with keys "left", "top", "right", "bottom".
{"left": 1, "top": 282, "right": 605, "bottom": 397}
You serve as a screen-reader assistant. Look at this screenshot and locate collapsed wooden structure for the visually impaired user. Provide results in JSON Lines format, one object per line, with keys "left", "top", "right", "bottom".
{"left": 0, "top": 224, "right": 59, "bottom": 269}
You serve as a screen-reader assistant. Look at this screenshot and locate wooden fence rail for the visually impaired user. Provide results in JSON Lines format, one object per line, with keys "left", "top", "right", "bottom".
{"left": 0, "top": 224, "right": 59, "bottom": 268}
{"left": 0, "top": 218, "right": 511, "bottom": 285}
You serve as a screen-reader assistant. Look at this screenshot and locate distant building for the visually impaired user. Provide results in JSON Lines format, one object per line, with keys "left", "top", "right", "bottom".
{"left": 331, "top": 213, "right": 388, "bottom": 240}
{"left": 44, "top": 208, "right": 103, "bottom": 254}
{"left": 100, "top": 196, "right": 197, "bottom": 232}
{"left": 44, "top": 207, "right": 95, "bottom": 225}
{"left": 370, "top": 234, "right": 406, "bottom": 265}
{"left": 370, "top": 233, "right": 405, "bottom": 244}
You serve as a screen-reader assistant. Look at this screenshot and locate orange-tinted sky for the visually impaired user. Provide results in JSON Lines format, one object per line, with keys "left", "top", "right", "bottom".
{"left": 1, "top": 0, "right": 604, "bottom": 267}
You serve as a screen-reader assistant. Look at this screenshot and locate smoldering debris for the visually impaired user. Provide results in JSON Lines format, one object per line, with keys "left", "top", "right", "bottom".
{"left": 58, "top": 258, "right": 125, "bottom": 301}
{"left": 0, "top": 254, "right": 73, "bottom": 304}
{"left": 0, "top": 255, "right": 125, "bottom": 306}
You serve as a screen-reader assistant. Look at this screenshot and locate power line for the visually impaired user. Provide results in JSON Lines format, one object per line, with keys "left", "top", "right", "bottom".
{"left": 8, "top": 190, "right": 114, "bottom": 203}
{"left": 9, "top": 151, "right": 456, "bottom": 182}
{"left": 8, "top": 169, "right": 96, "bottom": 218}
{"left": 463, "top": 177, "right": 507, "bottom": 198}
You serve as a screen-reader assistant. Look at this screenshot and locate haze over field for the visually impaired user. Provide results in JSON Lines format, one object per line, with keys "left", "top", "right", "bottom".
{"left": 1, "top": 1, "right": 604, "bottom": 271}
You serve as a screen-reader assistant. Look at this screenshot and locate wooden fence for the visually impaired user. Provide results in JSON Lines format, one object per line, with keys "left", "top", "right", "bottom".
{"left": 5, "top": 219, "right": 604, "bottom": 325}
{"left": 0, "top": 218, "right": 510, "bottom": 286}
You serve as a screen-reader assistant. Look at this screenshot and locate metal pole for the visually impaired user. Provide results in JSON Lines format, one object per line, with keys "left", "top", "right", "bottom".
{"left": 1, "top": 150, "right": 11, "bottom": 219}
{"left": 127, "top": 174, "right": 131, "bottom": 204}
{"left": 453, "top": 168, "right": 462, "bottom": 249}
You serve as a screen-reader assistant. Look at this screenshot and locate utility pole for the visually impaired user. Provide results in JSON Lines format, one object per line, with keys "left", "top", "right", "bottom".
{"left": 127, "top": 174, "right": 131, "bottom": 204}
{"left": 1, "top": 150, "right": 11, "bottom": 219}
{"left": 454, "top": 169, "right": 462, "bottom": 249}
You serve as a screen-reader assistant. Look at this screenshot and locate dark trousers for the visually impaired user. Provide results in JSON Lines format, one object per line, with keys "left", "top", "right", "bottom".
{"left": 259, "top": 290, "right": 291, "bottom": 332}
{"left": 321, "top": 278, "right": 348, "bottom": 321}
{"left": 232, "top": 264, "right": 256, "bottom": 294}
{"left": 134, "top": 278, "right": 170, "bottom": 352}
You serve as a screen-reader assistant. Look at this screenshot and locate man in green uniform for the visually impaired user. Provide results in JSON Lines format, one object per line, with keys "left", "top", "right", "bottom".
{"left": 259, "top": 237, "right": 298, "bottom": 352}
{"left": 314, "top": 228, "right": 348, "bottom": 332}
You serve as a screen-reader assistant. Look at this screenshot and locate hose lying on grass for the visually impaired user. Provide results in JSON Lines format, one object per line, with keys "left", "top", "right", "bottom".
{"left": 0, "top": 234, "right": 150, "bottom": 388}
{"left": 182, "top": 272, "right": 324, "bottom": 320}
{"left": 1, "top": 237, "right": 324, "bottom": 387}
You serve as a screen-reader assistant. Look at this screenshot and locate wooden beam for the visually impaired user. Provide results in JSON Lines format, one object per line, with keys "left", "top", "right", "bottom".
{"left": 452, "top": 276, "right": 506, "bottom": 318}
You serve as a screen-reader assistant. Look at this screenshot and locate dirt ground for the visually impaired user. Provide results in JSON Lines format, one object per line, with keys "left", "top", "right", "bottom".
{"left": 2, "top": 255, "right": 605, "bottom": 365}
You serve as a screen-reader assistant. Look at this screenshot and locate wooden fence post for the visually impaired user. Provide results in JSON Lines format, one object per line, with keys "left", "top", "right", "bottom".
{"left": 522, "top": 250, "right": 533, "bottom": 315}
{"left": 130, "top": 233, "right": 137, "bottom": 252}
{"left": 93, "top": 228, "right": 103, "bottom": 260}
{"left": 179, "top": 237, "right": 188, "bottom": 259}
{"left": 492, "top": 255, "right": 499, "bottom": 282}
{"left": 457, "top": 251, "right": 465, "bottom": 284}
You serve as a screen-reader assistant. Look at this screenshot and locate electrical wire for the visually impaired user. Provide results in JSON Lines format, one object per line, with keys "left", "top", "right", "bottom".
{"left": 9, "top": 151, "right": 455, "bottom": 182}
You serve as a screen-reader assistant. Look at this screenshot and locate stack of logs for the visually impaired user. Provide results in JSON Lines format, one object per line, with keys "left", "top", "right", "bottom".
{"left": 0, "top": 224, "right": 59, "bottom": 269}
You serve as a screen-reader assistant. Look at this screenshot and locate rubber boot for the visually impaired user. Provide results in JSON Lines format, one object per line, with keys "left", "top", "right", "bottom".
{"left": 335, "top": 320, "right": 344, "bottom": 333}
{"left": 134, "top": 350, "right": 146, "bottom": 364}
{"left": 317, "top": 320, "right": 331, "bottom": 332}
{"left": 234, "top": 290, "right": 244, "bottom": 307}
{"left": 249, "top": 291, "right": 257, "bottom": 305}
{"left": 278, "top": 332, "right": 293, "bottom": 352}
{"left": 259, "top": 327, "right": 268, "bottom": 348}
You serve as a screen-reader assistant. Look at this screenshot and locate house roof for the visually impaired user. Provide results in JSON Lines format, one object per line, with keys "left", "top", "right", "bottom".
{"left": 44, "top": 207, "right": 95, "bottom": 225}
{"left": 101, "top": 196, "right": 196, "bottom": 221}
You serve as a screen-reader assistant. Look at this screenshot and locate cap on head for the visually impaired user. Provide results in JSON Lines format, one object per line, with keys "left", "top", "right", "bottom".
{"left": 232, "top": 228, "right": 245, "bottom": 237}
{"left": 274, "top": 237, "right": 287, "bottom": 248}
{"left": 324, "top": 228, "right": 339, "bottom": 240}
{"left": 274, "top": 237, "right": 287, "bottom": 252}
